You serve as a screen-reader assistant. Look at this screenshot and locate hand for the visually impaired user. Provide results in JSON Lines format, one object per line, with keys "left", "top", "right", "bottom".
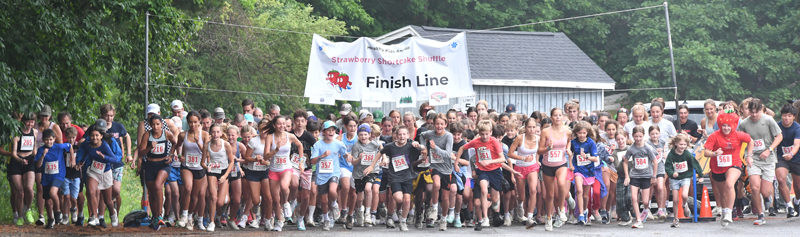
{"left": 150, "top": 141, "right": 157, "bottom": 150}
{"left": 363, "top": 167, "right": 373, "bottom": 176}
{"left": 569, "top": 165, "right": 575, "bottom": 171}
{"left": 746, "top": 157, "right": 754, "bottom": 166}
{"left": 714, "top": 148, "right": 723, "bottom": 157}
{"left": 672, "top": 172, "right": 678, "bottom": 178}
{"left": 513, "top": 170, "right": 522, "bottom": 177}
{"left": 454, "top": 165, "right": 461, "bottom": 173}
{"left": 320, "top": 151, "right": 330, "bottom": 159}
{"left": 130, "top": 160, "right": 137, "bottom": 169}
{"left": 126, "top": 155, "right": 134, "bottom": 163}
{"left": 219, "top": 176, "right": 228, "bottom": 184}
{"left": 429, "top": 140, "right": 436, "bottom": 149}
{"left": 608, "top": 156, "right": 615, "bottom": 163}
{"left": 479, "top": 160, "right": 491, "bottom": 167}
{"left": 346, "top": 153, "right": 354, "bottom": 163}
{"left": 697, "top": 177, "right": 704, "bottom": 183}
{"left": 96, "top": 151, "right": 105, "bottom": 159}
{"left": 624, "top": 177, "right": 630, "bottom": 186}
{"left": 412, "top": 141, "right": 421, "bottom": 148}
{"left": 785, "top": 154, "right": 793, "bottom": 161}
{"left": 697, "top": 128, "right": 705, "bottom": 136}
{"left": 524, "top": 155, "right": 534, "bottom": 163}
{"left": 43, "top": 147, "right": 50, "bottom": 154}
{"left": 759, "top": 150, "right": 770, "bottom": 160}
{"left": 21, "top": 159, "right": 28, "bottom": 165}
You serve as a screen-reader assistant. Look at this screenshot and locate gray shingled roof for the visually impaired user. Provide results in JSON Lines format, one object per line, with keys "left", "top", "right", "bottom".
{"left": 397, "top": 25, "right": 614, "bottom": 84}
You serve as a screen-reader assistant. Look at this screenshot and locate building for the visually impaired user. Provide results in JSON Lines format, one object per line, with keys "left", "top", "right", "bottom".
{"left": 371, "top": 25, "right": 615, "bottom": 117}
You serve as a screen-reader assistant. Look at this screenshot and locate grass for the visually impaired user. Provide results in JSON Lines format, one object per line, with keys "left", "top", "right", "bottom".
{"left": 0, "top": 164, "right": 144, "bottom": 224}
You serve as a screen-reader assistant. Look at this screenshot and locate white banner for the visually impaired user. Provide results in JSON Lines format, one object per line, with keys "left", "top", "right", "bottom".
{"left": 305, "top": 33, "right": 473, "bottom": 103}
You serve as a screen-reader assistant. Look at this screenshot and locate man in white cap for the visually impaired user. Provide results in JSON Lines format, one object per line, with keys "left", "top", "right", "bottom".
{"left": 336, "top": 104, "right": 353, "bottom": 131}
{"left": 213, "top": 107, "right": 225, "bottom": 124}
{"left": 170, "top": 100, "right": 188, "bottom": 131}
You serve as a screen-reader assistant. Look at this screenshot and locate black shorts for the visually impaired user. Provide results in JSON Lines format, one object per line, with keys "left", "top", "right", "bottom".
{"left": 208, "top": 168, "right": 229, "bottom": 179}
{"left": 318, "top": 176, "right": 340, "bottom": 195}
{"left": 182, "top": 167, "right": 206, "bottom": 180}
{"left": 629, "top": 177, "right": 652, "bottom": 189}
{"left": 243, "top": 168, "right": 268, "bottom": 182}
{"left": 502, "top": 169, "right": 514, "bottom": 191}
{"left": 379, "top": 169, "right": 391, "bottom": 192}
{"left": 656, "top": 174, "right": 665, "bottom": 179}
{"left": 355, "top": 173, "right": 378, "bottom": 193}
{"left": 7, "top": 155, "right": 36, "bottom": 176}
{"left": 42, "top": 179, "right": 64, "bottom": 200}
{"left": 476, "top": 169, "right": 504, "bottom": 192}
{"left": 541, "top": 163, "right": 567, "bottom": 177}
{"left": 777, "top": 159, "right": 800, "bottom": 175}
{"left": 391, "top": 181, "right": 413, "bottom": 194}
{"left": 143, "top": 160, "right": 170, "bottom": 182}
{"left": 431, "top": 170, "right": 454, "bottom": 190}
{"left": 711, "top": 166, "right": 743, "bottom": 182}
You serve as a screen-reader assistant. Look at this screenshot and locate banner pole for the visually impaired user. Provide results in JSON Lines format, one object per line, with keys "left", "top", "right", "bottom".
{"left": 664, "top": 2, "right": 681, "bottom": 130}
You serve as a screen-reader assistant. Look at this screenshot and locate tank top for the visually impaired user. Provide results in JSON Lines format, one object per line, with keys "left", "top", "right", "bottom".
{"left": 542, "top": 129, "right": 569, "bottom": 167}
{"left": 147, "top": 131, "right": 169, "bottom": 160}
{"left": 183, "top": 132, "right": 204, "bottom": 170}
{"left": 245, "top": 136, "right": 268, "bottom": 171}
{"left": 704, "top": 118, "right": 718, "bottom": 135}
{"left": 230, "top": 143, "right": 241, "bottom": 177}
{"left": 270, "top": 133, "right": 292, "bottom": 172}
{"left": 207, "top": 140, "right": 229, "bottom": 174}
{"left": 35, "top": 122, "right": 56, "bottom": 147}
{"left": 515, "top": 135, "right": 538, "bottom": 167}
{"left": 18, "top": 129, "right": 36, "bottom": 153}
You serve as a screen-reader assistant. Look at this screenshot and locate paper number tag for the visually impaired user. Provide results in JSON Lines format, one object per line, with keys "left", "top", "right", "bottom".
{"left": 392, "top": 155, "right": 409, "bottom": 171}
{"left": 274, "top": 155, "right": 289, "bottom": 170}
{"left": 291, "top": 154, "right": 302, "bottom": 169}
{"left": 577, "top": 154, "right": 591, "bottom": 166}
{"left": 360, "top": 152, "right": 376, "bottom": 166}
{"left": 208, "top": 162, "right": 223, "bottom": 174}
{"left": 477, "top": 148, "right": 492, "bottom": 161}
{"left": 152, "top": 143, "right": 165, "bottom": 155}
{"left": 548, "top": 150, "right": 564, "bottom": 163}
{"left": 319, "top": 159, "right": 334, "bottom": 173}
{"left": 21, "top": 136, "right": 34, "bottom": 151}
{"left": 717, "top": 154, "right": 732, "bottom": 167}
{"left": 185, "top": 153, "right": 201, "bottom": 168}
{"left": 91, "top": 160, "right": 106, "bottom": 174}
{"left": 783, "top": 146, "right": 794, "bottom": 156}
{"left": 674, "top": 161, "right": 688, "bottom": 173}
{"left": 753, "top": 139, "right": 766, "bottom": 151}
{"left": 634, "top": 157, "right": 648, "bottom": 170}
{"left": 45, "top": 161, "right": 59, "bottom": 174}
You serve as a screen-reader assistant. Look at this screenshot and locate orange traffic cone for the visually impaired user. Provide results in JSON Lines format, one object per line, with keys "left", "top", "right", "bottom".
{"left": 676, "top": 188, "right": 686, "bottom": 219}
{"left": 700, "top": 186, "right": 712, "bottom": 218}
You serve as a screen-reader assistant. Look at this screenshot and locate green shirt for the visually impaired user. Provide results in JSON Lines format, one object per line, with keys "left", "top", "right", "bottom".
{"left": 664, "top": 149, "right": 703, "bottom": 179}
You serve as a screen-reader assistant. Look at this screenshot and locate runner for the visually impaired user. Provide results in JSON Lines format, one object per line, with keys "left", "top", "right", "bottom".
{"left": 291, "top": 110, "right": 317, "bottom": 230}
{"left": 139, "top": 115, "right": 176, "bottom": 230}
{"left": 570, "top": 121, "right": 599, "bottom": 226}
{"left": 623, "top": 105, "right": 651, "bottom": 139}
{"left": 9, "top": 113, "right": 37, "bottom": 225}
{"left": 202, "top": 124, "right": 235, "bottom": 232}
{"left": 703, "top": 109, "right": 752, "bottom": 227}
{"left": 379, "top": 125, "right": 426, "bottom": 231}
{"left": 242, "top": 119, "right": 274, "bottom": 230}
{"left": 537, "top": 108, "right": 572, "bottom": 231}
{"left": 99, "top": 104, "right": 131, "bottom": 227}
{"left": 79, "top": 120, "right": 121, "bottom": 228}
{"left": 35, "top": 105, "right": 62, "bottom": 225}
{"left": 350, "top": 124, "right": 382, "bottom": 228}
{"left": 175, "top": 111, "right": 211, "bottom": 231}
{"left": 602, "top": 121, "right": 620, "bottom": 222}
{"left": 508, "top": 118, "right": 540, "bottom": 227}
{"left": 776, "top": 104, "right": 800, "bottom": 218}
{"left": 337, "top": 114, "right": 358, "bottom": 227}
{"left": 646, "top": 126, "right": 668, "bottom": 220}
{"left": 419, "top": 115, "right": 455, "bottom": 231}
{"left": 664, "top": 134, "right": 704, "bottom": 227}
{"left": 225, "top": 125, "right": 246, "bottom": 230}
{"left": 264, "top": 115, "right": 304, "bottom": 231}
{"left": 59, "top": 127, "right": 81, "bottom": 225}
{"left": 623, "top": 126, "right": 657, "bottom": 229}
{"left": 34, "top": 129, "right": 74, "bottom": 229}
{"left": 310, "top": 121, "right": 350, "bottom": 231}
{"left": 738, "top": 98, "right": 783, "bottom": 225}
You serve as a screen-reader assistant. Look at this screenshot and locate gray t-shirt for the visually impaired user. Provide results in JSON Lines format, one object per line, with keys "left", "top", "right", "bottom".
{"left": 625, "top": 144, "right": 657, "bottom": 178}
{"left": 738, "top": 114, "right": 781, "bottom": 165}
{"left": 647, "top": 139, "right": 668, "bottom": 175}
{"left": 351, "top": 140, "right": 382, "bottom": 179}
{"left": 420, "top": 130, "right": 454, "bottom": 175}
{"left": 651, "top": 118, "right": 678, "bottom": 141}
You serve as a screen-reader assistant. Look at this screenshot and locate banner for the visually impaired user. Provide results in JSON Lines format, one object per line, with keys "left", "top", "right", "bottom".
{"left": 304, "top": 33, "right": 474, "bottom": 103}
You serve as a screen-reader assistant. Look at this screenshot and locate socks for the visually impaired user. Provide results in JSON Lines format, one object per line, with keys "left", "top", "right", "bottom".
{"left": 794, "top": 199, "right": 800, "bottom": 206}
{"left": 392, "top": 212, "right": 399, "bottom": 221}
{"left": 400, "top": 217, "right": 407, "bottom": 223}
{"left": 527, "top": 213, "right": 534, "bottom": 220}
{"left": 309, "top": 206, "right": 316, "bottom": 218}
{"left": 448, "top": 208, "right": 455, "bottom": 217}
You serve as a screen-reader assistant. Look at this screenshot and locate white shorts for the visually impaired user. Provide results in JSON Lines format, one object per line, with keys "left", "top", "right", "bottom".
{"left": 88, "top": 170, "right": 114, "bottom": 190}
{"left": 748, "top": 162, "right": 776, "bottom": 183}
{"left": 340, "top": 168, "right": 353, "bottom": 178}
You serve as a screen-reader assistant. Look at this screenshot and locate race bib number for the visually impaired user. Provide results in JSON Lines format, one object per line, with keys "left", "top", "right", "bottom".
{"left": 753, "top": 139, "right": 766, "bottom": 151}
{"left": 21, "top": 136, "right": 34, "bottom": 151}
{"left": 657, "top": 149, "right": 665, "bottom": 163}
{"left": 717, "top": 154, "right": 732, "bottom": 167}
{"left": 208, "top": 162, "right": 223, "bottom": 174}
{"left": 185, "top": 153, "right": 201, "bottom": 168}
{"left": 291, "top": 154, "right": 303, "bottom": 169}
{"left": 360, "top": 152, "right": 376, "bottom": 166}
{"left": 319, "top": 159, "right": 334, "bottom": 173}
{"left": 430, "top": 152, "right": 444, "bottom": 164}
{"left": 606, "top": 146, "right": 614, "bottom": 155}
{"left": 674, "top": 161, "right": 688, "bottom": 173}
{"left": 90, "top": 160, "right": 106, "bottom": 174}
{"left": 392, "top": 155, "right": 409, "bottom": 171}
{"left": 634, "top": 157, "right": 648, "bottom": 170}
{"left": 477, "top": 148, "right": 492, "bottom": 161}
{"left": 577, "top": 154, "right": 591, "bottom": 166}
{"left": 783, "top": 146, "right": 794, "bottom": 156}
{"left": 273, "top": 155, "right": 289, "bottom": 169}
{"left": 547, "top": 150, "right": 564, "bottom": 163}
{"left": 45, "top": 161, "right": 59, "bottom": 174}
{"left": 151, "top": 143, "right": 166, "bottom": 155}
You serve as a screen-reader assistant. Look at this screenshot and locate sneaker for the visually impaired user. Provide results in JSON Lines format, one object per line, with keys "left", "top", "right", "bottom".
{"left": 263, "top": 218, "right": 274, "bottom": 231}
{"left": 386, "top": 218, "right": 396, "bottom": 228}
{"left": 474, "top": 221, "right": 482, "bottom": 231}
{"left": 553, "top": 216, "right": 563, "bottom": 228}
{"left": 60, "top": 215, "right": 69, "bottom": 225}
{"left": 283, "top": 203, "right": 292, "bottom": 219}
{"left": 525, "top": 218, "right": 536, "bottom": 229}
{"left": 331, "top": 204, "right": 340, "bottom": 221}
{"left": 230, "top": 218, "right": 240, "bottom": 230}
{"left": 186, "top": 216, "right": 194, "bottom": 231}
{"left": 207, "top": 222, "right": 216, "bottom": 232}
{"left": 415, "top": 218, "right": 424, "bottom": 229}
{"left": 544, "top": 217, "right": 553, "bottom": 231}
{"left": 793, "top": 201, "right": 800, "bottom": 217}
{"left": 769, "top": 207, "right": 777, "bottom": 216}
{"left": 454, "top": 217, "right": 462, "bottom": 228}
{"left": 297, "top": 218, "right": 306, "bottom": 231}
{"left": 25, "top": 210, "right": 35, "bottom": 224}
{"left": 492, "top": 202, "right": 500, "bottom": 213}
{"left": 196, "top": 218, "right": 206, "bottom": 231}
{"left": 15, "top": 217, "right": 23, "bottom": 226}
{"left": 657, "top": 209, "right": 667, "bottom": 220}
{"left": 671, "top": 218, "right": 680, "bottom": 228}
{"left": 306, "top": 215, "right": 316, "bottom": 227}
{"left": 640, "top": 210, "right": 649, "bottom": 223}
{"left": 248, "top": 218, "right": 260, "bottom": 229}
{"left": 273, "top": 221, "right": 283, "bottom": 232}
{"left": 577, "top": 215, "right": 586, "bottom": 226}
{"left": 111, "top": 213, "right": 119, "bottom": 227}
{"left": 439, "top": 219, "right": 447, "bottom": 231}
{"left": 45, "top": 218, "right": 54, "bottom": 229}
{"left": 71, "top": 209, "right": 78, "bottom": 223}
{"left": 631, "top": 221, "right": 643, "bottom": 229}
{"left": 721, "top": 211, "right": 731, "bottom": 227}
{"left": 787, "top": 206, "right": 797, "bottom": 218}
{"left": 558, "top": 208, "right": 568, "bottom": 222}
{"left": 426, "top": 218, "right": 435, "bottom": 228}
{"left": 618, "top": 219, "right": 632, "bottom": 226}
{"left": 753, "top": 214, "right": 766, "bottom": 225}
{"left": 465, "top": 218, "right": 474, "bottom": 227}
{"left": 88, "top": 217, "right": 99, "bottom": 227}
{"left": 220, "top": 217, "right": 228, "bottom": 227}
{"left": 99, "top": 218, "right": 107, "bottom": 228}
{"left": 37, "top": 216, "right": 45, "bottom": 226}
{"left": 447, "top": 213, "right": 455, "bottom": 224}
{"left": 399, "top": 221, "right": 409, "bottom": 231}
{"left": 345, "top": 215, "right": 353, "bottom": 230}
{"left": 600, "top": 210, "right": 610, "bottom": 225}
{"left": 427, "top": 206, "right": 437, "bottom": 221}
{"left": 323, "top": 219, "right": 331, "bottom": 231}
{"left": 75, "top": 216, "right": 84, "bottom": 226}
{"left": 356, "top": 210, "right": 364, "bottom": 227}
{"left": 481, "top": 218, "right": 490, "bottom": 227}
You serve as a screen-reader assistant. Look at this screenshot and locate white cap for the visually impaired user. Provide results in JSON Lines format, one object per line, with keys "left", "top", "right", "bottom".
{"left": 340, "top": 103, "right": 352, "bottom": 116}
{"left": 146, "top": 104, "right": 160, "bottom": 115}
{"left": 307, "top": 111, "right": 315, "bottom": 117}
{"left": 170, "top": 100, "right": 184, "bottom": 110}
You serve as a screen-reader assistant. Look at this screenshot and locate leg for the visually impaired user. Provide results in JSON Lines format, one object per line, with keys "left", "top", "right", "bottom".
{"left": 630, "top": 186, "right": 641, "bottom": 222}
{"left": 543, "top": 175, "right": 556, "bottom": 218}
{"left": 207, "top": 176, "right": 219, "bottom": 222}
{"left": 574, "top": 175, "right": 585, "bottom": 215}
{"left": 749, "top": 175, "right": 764, "bottom": 215}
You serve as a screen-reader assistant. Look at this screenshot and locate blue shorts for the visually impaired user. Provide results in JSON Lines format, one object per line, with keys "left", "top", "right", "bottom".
{"left": 61, "top": 177, "right": 81, "bottom": 199}
{"left": 112, "top": 167, "right": 124, "bottom": 182}
{"left": 244, "top": 168, "right": 268, "bottom": 182}
{"left": 476, "top": 168, "right": 504, "bottom": 192}
{"left": 168, "top": 166, "right": 182, "bottom": 184}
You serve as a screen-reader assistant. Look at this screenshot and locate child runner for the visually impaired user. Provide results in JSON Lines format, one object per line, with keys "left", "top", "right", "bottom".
{"left": 264, "top": 116, "right": 304, "bottom": 232}
{"left": 79, "top": 120, "right": 120, "bottom": 227}
{"left": 351, "top": 124, "right": 382, "bottom": 228}
{"left": 664, "top": 134, "right": 703, "bottom": 227}
{"left": 509, "top": 118, "right": 541, "bottom": 227}
{"left": 613, "top": 131, "right": 633, "bottom": 226}
{"left": 455, "top": 120, "right": 505, "bottom": 231}
{"left": 60, "top": 127, "right": 81, "bottom": 225}
{"left": 419, "top": 115, "right": 455, "bottom": 231}
{"left": 703, "top": 110, "right": 752, "bottom": 227}
{"left": 34, "top": 129, "right": 74, "bottom": 228}
{"left": 225, "top": 125, "right": 246, "bottom": 230}
{"left": 175, "top": 111, "right": 211, "bottom": 231}
{"left": 378, "top": 125, "right": 426, "bottom": 231}
{"left": 139, "top": 115, "right": 176, "bottom": 230}
{"left": 570, "top": 122, "right": 599, "bottom": 226}
{"left": 623, "top": 125, "right": 657, "bottom": 229}
{"left": 202, "top": 124, "right": 235, "bottom": 232}
{"left": 310, "top": 121, "right": 350, "bottom": 231}
{"left": 647, "top": 126, "right": 669, "bottom": 220}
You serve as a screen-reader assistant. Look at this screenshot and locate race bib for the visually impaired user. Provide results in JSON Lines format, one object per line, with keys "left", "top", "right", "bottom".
{"left": 717, "top": 154, "right": 732, "bottom": 167}
{"left": 657, "top": 149, "right": 665, "bottom": 163}
{"left": 577, "top": 154, "right": 591, "bottom": 166}
{"left": 674, "top": 161, "right": 688, "bottom": 173}
{"left": 273, "top": 154, "right": 290, "bottom": 170}
{"left": 547, "top": 150, "right": 564, "bottom": 163}
{"left": 291, "top": 154, "right": 303, "bottom": 169}
{"left": 151, "top": 143, "right": 166, "bottom": 155}
{"left": 634, "top": 157, "right": 648, "bottom": 170}
{"left": 753, "top": 139, "right": 766, "bottom": 151}
{"left": 185, "top": 152, "right": 201, "bottom": 168}
{"left": 360, "top": 152, "right": 376, "bottom": 166}
{"left": 45, "top": 161, "right": 59, "bottom": 174}
{"left": 208, "top": 162, "right": 223, "bottom": 174}
{"left": 392, "top": 155, "right": 409, "bottom": 171}
{"left": 783, "top": 146, "right": 794, "bottom": 156}
{"left": 606, "top": 146, "right": 614, "bottom": 155}
{"left": 430, "top": 152, "right": 444, "bottom": 164}
{"left": 477, "top": 148, "right": 492, "bottom": 161}
{"left": 90, "top": 160, "right": 106, "bottom": 174}
{"left": 319, "top": 159, "right": 334, "bottom": 173}
{"left": 21, "top": 136, "right": 34, "bottom": 151}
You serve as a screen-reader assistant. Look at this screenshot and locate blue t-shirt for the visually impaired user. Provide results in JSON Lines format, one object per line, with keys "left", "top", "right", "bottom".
{"left": 570, "top": 137, "right": 598, "bottom": 176}
{"left": 312, "top": 139, "right": 347, "bottom": 184}
{"left": 35, "top": 143, "right": 71, "bottom": 185}
{"left": 778, "top": 122, "right": 800, "bottom": 163}
{"left": 78, "top": 140, "right": 120, "bottom": 173}
{"left": 107, "top": 122, "right": 128, "bottom": 168}
{"left": 340, "top": 132, "right": 357, "bottom": 172}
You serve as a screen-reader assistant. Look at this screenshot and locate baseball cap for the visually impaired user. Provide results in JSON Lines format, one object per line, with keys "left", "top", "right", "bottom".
{"left": 372, "top": 110, "right": 384, "bottom": 122}
{"left": 214, "top": 107, "right": 225, "bottom": 120}
{"left": 146, "top": 104, "right": 160, "bottom": 115}
{"left": 426, "top": 110, "right": 437, "bottom": 117}
{"left": 307, "top": 111, "right": 315, "bottom": 118}
{"left": 244, "top": 114, "right": 255, "bottom": 123}
{"left": 357, "top": 124, "right": 371, "bottom": 134}
{"left": 323, "top": 120, "right": 337, "bottom": 130}
{"left": 505, "top": 104, "right": 516, "bottom": 113}
{"left": 94, "top": 119, "right": 109, "bottom": 133}
{"left": 170, "top": 100, "right": 184, "bottom": 111}
{"left": 359, "top": 111, "right": 373, "bottom": 121}
{"left": 340, "top": 103, "right": 352, "bottom": 116}
{"left": 39, "top": 105, "right": 52, "bottom": 117}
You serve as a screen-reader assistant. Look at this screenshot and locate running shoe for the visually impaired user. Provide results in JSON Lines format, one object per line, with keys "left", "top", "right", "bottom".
{"left": 439, "top": 219, "right": 447, "bottom": 231}
{"left": 671, "top": 218, "right": 679, "bottom": 228}
{"left": 753, "top": 214, "right": 766, "bottom": 225}
{"left": 454, "top": 217, "right": 462, "bottom": 228}
{"left": 544, "top": 217, "right": 553, "bottom": 231}
{"left": 386, "top": 218, "right": 396, "bottom": 228}
{"left": 399, "top": 221, "right": 409, "bottom": 231}
{"left": 297, "top": 218, "right": 306, "bottom": 231}
{"left": 631, "top": 221, "right": 643, "bottom": 229}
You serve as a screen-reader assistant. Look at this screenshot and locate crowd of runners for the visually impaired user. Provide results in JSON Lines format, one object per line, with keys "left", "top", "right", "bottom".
{"left": 3, "top": 97, "right": 800, "bottom": 232}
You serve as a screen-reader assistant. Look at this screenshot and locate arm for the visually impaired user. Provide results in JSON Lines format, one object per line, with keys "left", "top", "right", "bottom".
{"left": 68, "top": 144, "right": 76, "bottom": 168}
{"left": 508, "top": 136, "right": 525, "bottom": 161}
{"left": 537, "top": 130, "right": 549, "bottom": 155}
{"left": 201, "top": 141, "right": 210, "bottom": 170}
{"left": 221, "top": 142, "right": 235, "bottom": 181}
{"left": 291, "top": 134, "right": 304, "bottom": 161}
{"left": 124, "top": 133, "right": 132, "bottom": 163}
{"left": 622, "top": 154, "right": 630, "bottom": 186}
{"left": 101, "top": 143, "right": 120, "bottom": 164}
{"left": 10, "top": 137, "right": 23, "bottom": 163}
{"left": 664, "top": 153, "right": 675, "bottom": 176}
{"left": 53, "top": 125, "right": 63, "bottom": 144}
{"left": 35, "top": 148, "right": 47, "bottom": 168}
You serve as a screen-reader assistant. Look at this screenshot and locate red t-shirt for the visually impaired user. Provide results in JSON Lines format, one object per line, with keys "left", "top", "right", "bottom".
{"left": 704, "top": 131, "right": 751, "bottom": 174}
{"left": 61, "top": 124, "right": 85, "bottom": 144}
{"left": 462, "top": 136, "right": 503, "bottom": 171}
